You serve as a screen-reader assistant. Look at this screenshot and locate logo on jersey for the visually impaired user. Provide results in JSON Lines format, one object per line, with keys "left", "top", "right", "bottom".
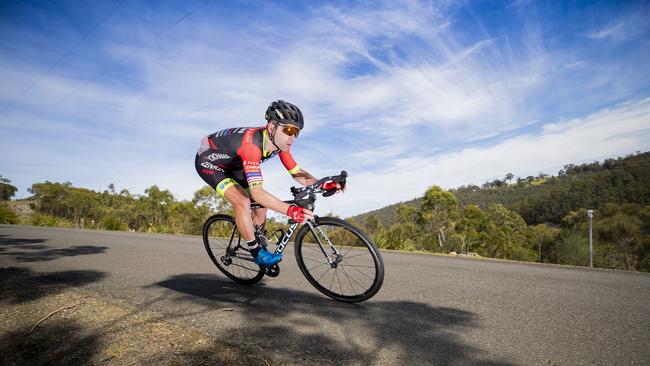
{"left": 243, "top": 160, "right": 262, "bottom": 183}
{"left": 200, "top": 161, "right": 225, "bottom": 172}
{"left": 207, "top": 153, "right": 230, "bottom": 162}
{"left": 243, "top": 160, "right": 260, "bottom": 170}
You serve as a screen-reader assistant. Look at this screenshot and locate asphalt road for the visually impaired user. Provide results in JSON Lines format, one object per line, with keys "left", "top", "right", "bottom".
{"left": 1, "top": 224, "right": 649, "bottom": 365}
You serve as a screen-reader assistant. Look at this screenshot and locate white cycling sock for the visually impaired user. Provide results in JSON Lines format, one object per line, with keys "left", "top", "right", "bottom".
{"left": 247, "top": 239, "right": 261, "bottom": 257}
{"left": 247, "top": 239, "right": 259, "bottom": 250}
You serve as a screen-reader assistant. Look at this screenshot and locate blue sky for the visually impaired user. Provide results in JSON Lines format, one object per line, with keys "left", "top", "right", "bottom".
{"left": 1, "top": 0, "right": 649, "bottom": 217}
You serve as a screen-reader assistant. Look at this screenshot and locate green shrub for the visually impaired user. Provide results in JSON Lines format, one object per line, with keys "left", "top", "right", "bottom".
{"left": 510, "top": 246, "right": 538, "bottom": 262}
{"left": 101, "top": 216, "right": 127, "bottom": 231}
{"left": 29, "top": 214, "right": 75, "bottom": 228}
{"left": 0, "top": 203, "right": 19, "bottom": 224}
{"left": 557, "top": 232, "right": 589, "bottom": 266}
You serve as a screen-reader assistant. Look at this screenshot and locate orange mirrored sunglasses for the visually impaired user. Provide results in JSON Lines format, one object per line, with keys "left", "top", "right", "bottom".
{"left": 281, "top": 125, "right": 300, "bottom": 137}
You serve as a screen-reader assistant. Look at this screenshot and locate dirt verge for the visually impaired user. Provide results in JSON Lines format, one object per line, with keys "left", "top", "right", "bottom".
{"left": 0, "top": 266, "right": 270, "bottom": 365}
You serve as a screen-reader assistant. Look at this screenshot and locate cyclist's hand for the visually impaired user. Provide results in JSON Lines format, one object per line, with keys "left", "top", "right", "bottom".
{"left": 321, "top": 181, "right": 345, "bottom": 194}
{"left": 287, "top": 205, "right": 314, "bottom": 223}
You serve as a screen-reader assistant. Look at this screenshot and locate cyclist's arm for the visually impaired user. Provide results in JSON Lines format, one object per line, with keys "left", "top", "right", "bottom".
{"left": 238, "top": 143, "right": 313, "bottom": 217}
{"left": 249, "top": 187, "right": 292, "bottom": 214}
{"left": 279, "top": 151, "right": 318, "bottom": 186}
{"left": 291, "top": 168, "right": 318, "bottom": 186}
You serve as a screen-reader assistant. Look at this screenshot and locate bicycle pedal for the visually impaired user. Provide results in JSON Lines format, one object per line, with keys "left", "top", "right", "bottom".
{"left": 264, "top": 264, "right": 280, "bottom": 277}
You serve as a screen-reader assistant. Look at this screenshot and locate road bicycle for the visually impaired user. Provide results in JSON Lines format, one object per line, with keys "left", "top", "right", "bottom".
{"left": 202, "top": 171, "right": 384, "bottom": 303}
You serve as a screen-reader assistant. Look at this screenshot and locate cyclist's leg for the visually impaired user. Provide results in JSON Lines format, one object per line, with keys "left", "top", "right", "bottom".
{"left": 220, "top": 180, "right": 255, "bottom": 242}
{"left": 220, "top": 179, "right": 280, "bottom": 265}
{"left": 195, "top": 155, "right": 255, "bottom": 241}
{"left": 252, "top": 207, "right": 267, "bottom": 228}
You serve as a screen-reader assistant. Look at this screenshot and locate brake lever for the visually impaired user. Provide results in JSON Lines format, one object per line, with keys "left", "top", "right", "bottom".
{"left": 319, "top": 170, "right": 348, "bottom": 197}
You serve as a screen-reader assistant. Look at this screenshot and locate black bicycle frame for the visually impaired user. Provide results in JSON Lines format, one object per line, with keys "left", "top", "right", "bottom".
{"left": 250, "top": 200, "right": 299, "bottom": 255}
{"left": 250, "top": 201, "right": 339, "bottom": 266}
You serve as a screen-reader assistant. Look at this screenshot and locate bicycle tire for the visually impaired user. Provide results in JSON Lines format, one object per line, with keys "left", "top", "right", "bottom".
{"left": 202, "top": 214, "right": 264, "bottom": 285}
{"left": 294, "top": 217, "right": 384, "bottom": 302}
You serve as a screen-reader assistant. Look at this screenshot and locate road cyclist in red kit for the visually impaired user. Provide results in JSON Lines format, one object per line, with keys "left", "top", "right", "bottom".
{"left": 195, "top": 100, "right": 342, "bottom": 267}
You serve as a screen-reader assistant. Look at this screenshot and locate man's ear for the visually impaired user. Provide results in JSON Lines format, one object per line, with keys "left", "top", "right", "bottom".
{"left": 267, "top": 121, "right": 276, "bottom": 132}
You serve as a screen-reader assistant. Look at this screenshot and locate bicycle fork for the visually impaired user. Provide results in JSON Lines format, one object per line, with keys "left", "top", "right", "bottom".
{"left": 305, "top": 220, "right": 342, "bottom": 268}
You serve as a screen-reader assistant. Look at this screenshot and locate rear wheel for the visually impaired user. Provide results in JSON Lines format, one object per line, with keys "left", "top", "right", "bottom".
{"left": 294, "top": 217, "right": 384, "bottom": 302}
{"left": 202, "top": 214, "right": 264, "bottom": 285}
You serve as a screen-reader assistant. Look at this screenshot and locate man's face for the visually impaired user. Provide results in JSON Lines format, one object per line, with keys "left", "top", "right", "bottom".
{"left": 270, "top": 122, "right": 298, "bottom": 152}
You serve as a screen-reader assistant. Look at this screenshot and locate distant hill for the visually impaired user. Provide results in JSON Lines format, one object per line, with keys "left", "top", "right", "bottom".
{"left": 350, "top": 152, "right": 650, "bottom": 226}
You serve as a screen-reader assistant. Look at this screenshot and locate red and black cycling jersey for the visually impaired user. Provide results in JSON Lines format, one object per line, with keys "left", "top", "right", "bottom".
{"left": 195, "top": 126, "right": 300, "bottom": 191}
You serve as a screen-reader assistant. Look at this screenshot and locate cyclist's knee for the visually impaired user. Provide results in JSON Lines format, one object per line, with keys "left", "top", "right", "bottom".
{"left": 253, "top": 207, "right": 267, "bottom": 215}
{"left": 230, "top": 194, "right": 251, "bottom": 212}
{"left": 223, "top": 187, "right": 250, "bottom": 211}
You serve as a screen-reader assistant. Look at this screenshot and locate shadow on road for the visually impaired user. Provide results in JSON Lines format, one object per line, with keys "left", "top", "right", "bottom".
{"left": 0, "top": 235, "right": 107, "bottom": 262}
{"left": 0, "top": 266, "right": 266, "bottom": 365}
{"left": 154, "top": 273, "right": 513, "bottom": 365}
{"left": 0, "top": 234, "right": 47, "bottom": 246}
{"left": 0, "top": 266, "right": 106, "bottom": 304}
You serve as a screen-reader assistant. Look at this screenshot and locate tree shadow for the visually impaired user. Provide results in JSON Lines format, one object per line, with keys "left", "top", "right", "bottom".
{"left": 153, "top": 273, "right": 514, "bottom": 365}
{"left": 0, "top": 320, "right": 100, "bottom": 366}
{"left": 0, "top": 235, "right": 48, "bottom": 246}
{"left": 0, "top": 267, "right": 106, "bottom": 304}
{"left": 0, "top": 234, "right": 108, "bottom": 262}
{"left": 0, "top": 245, "right": 108, "bottom": 262}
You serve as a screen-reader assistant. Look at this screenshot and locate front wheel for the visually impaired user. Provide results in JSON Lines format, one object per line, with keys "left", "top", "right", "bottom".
{"left": 294, "top": 217, "right": 384, "bottom": 302}
{"left": 203, "top": 214, "right": 264, "bottom": 285}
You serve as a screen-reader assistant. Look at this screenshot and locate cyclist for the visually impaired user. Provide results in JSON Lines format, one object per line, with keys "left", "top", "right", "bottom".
{"left": 195, "top": 100, "right": 342, "bottom": 267}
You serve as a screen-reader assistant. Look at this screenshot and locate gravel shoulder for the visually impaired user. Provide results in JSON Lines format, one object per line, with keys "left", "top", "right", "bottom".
{"left": 0, "top": 266, "right": 267, "bottom": 366}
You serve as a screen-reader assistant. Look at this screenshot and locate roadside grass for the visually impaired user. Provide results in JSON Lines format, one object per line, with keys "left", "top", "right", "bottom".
{"left": 0, "top": 266, "right": 269, "bottom": 365}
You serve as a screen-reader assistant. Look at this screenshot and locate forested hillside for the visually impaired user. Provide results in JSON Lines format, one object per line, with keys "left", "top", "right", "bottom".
{"left": 350, "top": 152, "right": 649, "bottom": 271}
{"left": 454, "top": 152, "right": 650, "bottom": 225}
{"left": 1, "top": 152, "right": 648, "bottom": 271}
{"left": 352, "top": 152, "right": 650, "bottom": 227}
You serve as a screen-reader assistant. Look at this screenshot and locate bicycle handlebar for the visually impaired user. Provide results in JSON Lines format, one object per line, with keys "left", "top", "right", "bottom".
{"left": 290, "top": 170, "right": 347, "bottom": 203}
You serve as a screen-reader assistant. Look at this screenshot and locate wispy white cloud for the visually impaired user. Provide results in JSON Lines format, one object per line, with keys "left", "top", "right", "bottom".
{"left": 336, "top": 98, "right": 650, "bottom": 217}
{"left": 1, "top": 0, "right": 649, "bottom": 219}
{"left": 587, "top": 14, "right": 649, "bottom": 41}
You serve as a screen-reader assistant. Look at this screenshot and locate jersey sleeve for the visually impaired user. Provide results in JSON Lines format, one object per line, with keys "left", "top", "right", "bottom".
{"left": 237, "top": 143, "right": 264, "bottom": 189}
{"left": 279, "top": 151, "right": 301, "bottom": 175}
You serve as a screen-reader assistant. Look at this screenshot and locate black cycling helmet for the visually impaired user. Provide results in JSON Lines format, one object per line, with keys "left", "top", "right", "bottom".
{"left": 265, "top": 100, "right": 304, "bottom": 129}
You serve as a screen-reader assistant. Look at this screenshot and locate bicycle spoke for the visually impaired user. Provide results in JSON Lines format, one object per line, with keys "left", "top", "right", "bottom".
{"left": 329, "top": 268, "right": 336, "bottom": 291}
{"left": 203, "top": 216, "right": 264, "bottom": 284}
{"left": 295, "top": 217, "right": 384, "bottom": 302}
{"left": 335, "top": 268, "right": 344, "bottom": 295}
{"left": 316, "top": 267, "right": 331, "bottom": 283}
{"left": 307, "top": 262, "right": 330, "bottom": 272}
{"left": 342, "top": 251, "right": 372, "bottom": 260}
{"left": 304, "top": 257, "right": 327, "bottom": 265}
{"left": 342, "top": 245, "right": 355, "bottom": 257}
{"left": 302, "top": 243, "right": 325, "bottom": 254}
{"left": 343, "top": 262, "right": 375, "bottom": 280}
{"left": 339, "top": 265, "right": 365, "bottom": 291}
{"left": 338, "top": 265, "right": 357, "bottom": 295}
{"left": 227, "top": 260, "right": 258, "bottom": 272}
{"left": 342, "top": 263, "right": 376, "bottom": 268}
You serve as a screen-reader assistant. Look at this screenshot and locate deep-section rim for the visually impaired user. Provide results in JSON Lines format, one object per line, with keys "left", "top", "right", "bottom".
{"left": 294, "top": 216, "right": 384, "bottom": 302}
